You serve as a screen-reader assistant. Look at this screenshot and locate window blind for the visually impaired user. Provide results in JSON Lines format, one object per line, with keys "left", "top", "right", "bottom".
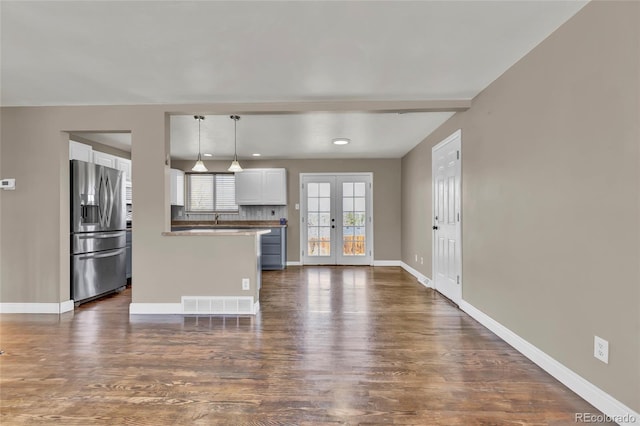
{"left": 187, "top": 173, "right": 238, "bottom": 212}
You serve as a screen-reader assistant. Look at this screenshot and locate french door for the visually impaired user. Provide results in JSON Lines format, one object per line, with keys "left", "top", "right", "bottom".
{"left": 432, "top": 130, "right": 462, "bottom": 304}
{"left": 301, "top": 173, "right": 373, "bottom": 265}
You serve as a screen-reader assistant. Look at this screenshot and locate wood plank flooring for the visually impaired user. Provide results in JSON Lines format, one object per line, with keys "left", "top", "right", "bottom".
{"left": 0, "top": 266, "right": 611, "bottom": 425}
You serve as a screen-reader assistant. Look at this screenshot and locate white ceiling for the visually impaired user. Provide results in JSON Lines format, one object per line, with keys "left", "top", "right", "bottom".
{"left": 1, "top": 1, "right": 587, "bottom": 158}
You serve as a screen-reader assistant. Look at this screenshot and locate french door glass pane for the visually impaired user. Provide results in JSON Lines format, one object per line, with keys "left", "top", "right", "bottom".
{"left": 342, "top": 182, "right": 366, "bottom": 256}
{"left": 307, "top": 182, "right": 331, "bottom": 257}
{"left": 319, "top": 183, "right": 330, "bottom": 197}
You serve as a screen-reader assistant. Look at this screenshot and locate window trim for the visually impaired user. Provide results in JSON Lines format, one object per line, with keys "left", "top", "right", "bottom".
{"left": 185, "top": 172, "right": 239, "bottom": 213}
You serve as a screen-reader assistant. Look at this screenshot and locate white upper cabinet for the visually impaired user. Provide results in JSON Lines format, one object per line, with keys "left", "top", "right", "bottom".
{"left": 93, "top": 151, "right": 118, "bottom": 168}
{"left": 235, "top": 168, "right": 287, "bottom": 205}
{"left": 69, "top": 141, "right": 93, "bottom": 162}
{"left": 170, "top": 168, "right": 185, "bottom": 206}
{"left": 115, "top": 158, "right": 132, "bottom": 184}
{"left": 262, "top": 169, "right": 287, "bottom": 204}
{"left": 235, "top": 169, "right": 263, "bottom": 204}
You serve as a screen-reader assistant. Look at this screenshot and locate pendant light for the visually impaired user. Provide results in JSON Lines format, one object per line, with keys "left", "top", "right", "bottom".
{"left": 191, "top": 115, "right": 208, "bottom": 172}
{"left": 228, "top": 115, "right": 243, "bottom": 172}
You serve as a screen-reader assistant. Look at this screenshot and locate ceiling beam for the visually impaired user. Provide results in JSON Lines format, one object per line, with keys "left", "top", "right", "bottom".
{"left": 166, "top": 99, "right": 471, "bottom": 116}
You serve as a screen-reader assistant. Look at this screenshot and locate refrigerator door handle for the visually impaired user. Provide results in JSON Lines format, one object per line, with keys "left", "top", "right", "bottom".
{"left": 77, "top": 247, "right": 126, "bottom": 261}
{"left": 77, "top": 231, "right": 126, "bottom": 239}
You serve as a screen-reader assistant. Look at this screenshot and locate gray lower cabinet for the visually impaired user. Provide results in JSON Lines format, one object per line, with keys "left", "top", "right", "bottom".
{"left": 126, "top": 230, "right": 132, "bottom": 280}
{"left": 261, "top": 227, "right": 286, "bottom": 270}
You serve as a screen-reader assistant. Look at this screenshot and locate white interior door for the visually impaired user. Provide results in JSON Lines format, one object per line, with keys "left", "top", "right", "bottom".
{"left": 432, "top": 130, "right": 462, "bottom": 304}
{"left": 301, "top": 174, "right": 373, "bottom": 266}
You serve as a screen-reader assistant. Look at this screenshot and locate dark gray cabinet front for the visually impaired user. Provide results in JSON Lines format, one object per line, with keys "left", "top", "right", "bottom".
{"left": 261, "top": 227, "right": 286, "bottom": 270}
{"left": 126, "top": 230, "right": 132, "bottom": 280}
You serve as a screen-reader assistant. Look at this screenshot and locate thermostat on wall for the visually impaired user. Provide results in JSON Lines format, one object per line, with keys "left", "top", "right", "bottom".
{"left": 0, "top": 178, "right": 16, "bottom": 190}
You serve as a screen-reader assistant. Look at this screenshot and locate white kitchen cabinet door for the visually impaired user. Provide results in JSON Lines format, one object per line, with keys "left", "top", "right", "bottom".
{"left": 115, "top": 158, "right": 132, "bottom": 184}
{"left": 262, "top": 169, "right": 287, "bottom": 204}
{"left": 170, "top": 168, "right": 184, "bottom": 206}
{"left": 235, "top": 169, "right": 264, "bottom": 204}
{"left": 235, "top": 168, "right": 287, "bottom": 205}
{"left": 69, "top": 141, "right": 93, "bottom": 162}
{"left": 93, "top": 151, "right": 118, "bottom": 169}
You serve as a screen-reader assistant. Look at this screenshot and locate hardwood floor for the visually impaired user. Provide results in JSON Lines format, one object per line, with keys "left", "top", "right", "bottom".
{"left": 1, "top": 266, "right": 610, "bottom": 425}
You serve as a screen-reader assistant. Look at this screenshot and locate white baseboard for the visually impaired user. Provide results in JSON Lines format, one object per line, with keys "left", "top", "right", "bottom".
{"left": 399, "top": 262, "right": 432, "bottom": 288}
{"left": 459, "top": 300, "right": 640, "bottom": 426}
{"left": 372, "top": 260, "right": 402, "bottom": 267}
{"left": 0, "top": 301, "right": 75, "bottom": 314}
{"left": 60, "top": 300, "right": 75, "bottom": 313}
{"left": 286, "top": 261, "right": 302, "bottom": 266}
{"left": 129, "top": 303, "right": 183, "bottom": 314}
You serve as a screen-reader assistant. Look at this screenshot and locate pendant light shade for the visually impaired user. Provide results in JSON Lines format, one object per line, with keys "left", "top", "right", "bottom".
{"left": 228, "top": 115, "right": 243, "bottom": 172}
{"left": 192, "top": 115, "right": 208, "bottom": 172}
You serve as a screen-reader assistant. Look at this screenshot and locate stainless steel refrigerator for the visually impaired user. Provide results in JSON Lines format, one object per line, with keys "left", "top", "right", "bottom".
{"left": 70, "top": 159, "right": 127, "bottom": 304}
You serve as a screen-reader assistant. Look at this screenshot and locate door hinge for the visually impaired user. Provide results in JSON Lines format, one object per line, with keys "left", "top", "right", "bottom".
{"left": 301, "top": 183, "right": 304, "bottom": 189}
{"left": 302, "top": 250, "right": 304, "bottom": 256}
{"left": 302, "top": 216, "right": 305, "bottom": 223}
{"left": 457, "top": 275, "right": 460, "bottom": 285}
{"left": 457, "top": 212, "right": 460, "bottom": 222}
{"left": 369, "top": 182, "right": 372, "bottom": 189}
{"left": 457, "top": 150, "right": 460, "bottom": 160}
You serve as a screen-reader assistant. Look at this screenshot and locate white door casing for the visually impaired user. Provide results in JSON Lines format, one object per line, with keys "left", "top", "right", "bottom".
{"left": 301, "top": 173, "right": 373, "bottom": 266}
{"left": 432, "top": 130, "right": 462, "bottom": 304}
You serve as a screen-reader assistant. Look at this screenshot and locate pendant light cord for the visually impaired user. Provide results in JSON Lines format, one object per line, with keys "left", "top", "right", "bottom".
{"left": 233, "top": 116, "right": 238, "bottom": 160}
{"left": 198, "top": 116, "right": 202, "bottom": 160}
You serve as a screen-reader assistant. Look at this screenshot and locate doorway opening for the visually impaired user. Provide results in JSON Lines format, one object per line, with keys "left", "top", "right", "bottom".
{"left": 300, "top": 173, "right": 373, "bottom": 265}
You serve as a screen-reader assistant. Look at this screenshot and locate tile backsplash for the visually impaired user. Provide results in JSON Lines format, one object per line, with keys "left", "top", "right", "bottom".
{"left": 172, "top": 205, "right": 287, "bottom": 222}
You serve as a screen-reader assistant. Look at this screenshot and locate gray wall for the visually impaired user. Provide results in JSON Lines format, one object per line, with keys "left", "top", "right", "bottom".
{"left": 172, "top": 158, "right": 402, "bottom": 262}
{"left": 401, "top": 2, "right": 639, "bottom": 411}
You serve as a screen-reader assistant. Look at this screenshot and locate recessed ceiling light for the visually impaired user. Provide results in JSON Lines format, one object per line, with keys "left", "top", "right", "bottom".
{"left": 203, "top": 153, "right": 213, "bottom": 157}
{"left": 333, "top": 138, "right": 350, "bottom": 145}
{"left": 252, "top": 153, "right": 261, "bottom": 157}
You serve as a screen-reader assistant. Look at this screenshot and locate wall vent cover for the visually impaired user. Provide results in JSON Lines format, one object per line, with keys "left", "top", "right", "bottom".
{"left": 181, "top": 296, "right": 255, "bottom": 315}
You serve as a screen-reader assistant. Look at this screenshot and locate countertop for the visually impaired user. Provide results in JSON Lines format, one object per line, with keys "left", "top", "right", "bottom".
{"left": 171, "top": 220, "right": 287, "bottom": 228}
{"left": 162, "top": 229, "right": 272, "bottom": 237}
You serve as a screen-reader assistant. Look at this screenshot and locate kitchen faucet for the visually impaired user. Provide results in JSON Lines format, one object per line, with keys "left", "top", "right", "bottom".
{"left": 215, "top": 213, "right": 219, "bottom": 224}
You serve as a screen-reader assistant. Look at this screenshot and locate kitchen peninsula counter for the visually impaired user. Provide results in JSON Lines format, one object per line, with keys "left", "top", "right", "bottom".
{"left": 171, "top": 220, "right": 287, "bottom": 228}
{"left": 162, "top": 228, "right": 271, "bottom": 237}
{"left": 131, "top": 226, "right": 267, "bottom": 315}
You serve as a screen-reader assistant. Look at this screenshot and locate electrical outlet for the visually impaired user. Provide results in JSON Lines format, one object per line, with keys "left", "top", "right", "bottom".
{"left": 242, "top": 278, "right": 250, "bottom": 291}
{"left": 594, "top": 336, "right": 609, "bottom": 364}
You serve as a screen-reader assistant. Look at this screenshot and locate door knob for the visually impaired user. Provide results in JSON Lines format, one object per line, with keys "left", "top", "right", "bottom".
{"left": 432, "top": 226, "right": 438, "bottom": 230}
